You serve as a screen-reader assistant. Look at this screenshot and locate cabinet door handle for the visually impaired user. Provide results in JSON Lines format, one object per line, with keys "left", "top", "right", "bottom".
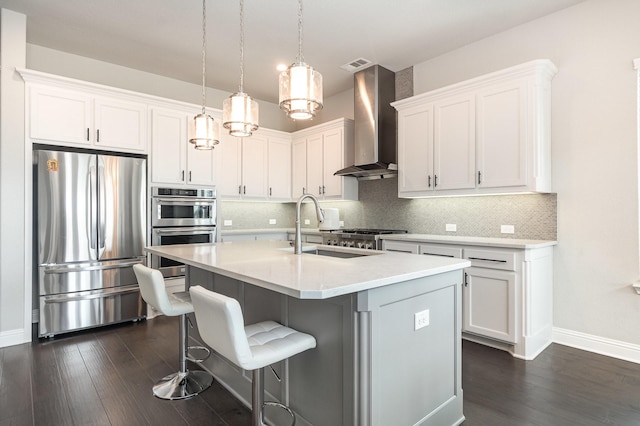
{"left": 428, "top": 175, "right": 431, "bottom": 188}
{"left": 96, "top": 129, "right": 100, "bottom": 143}
{"left": 189, "top": 171, "right": 192, "bottom": 182}
{"left": 86, "top": 128, "right": 90, "bottom": 141}
{"left": 269, "top": 187, "right": 272, "bottom": 196}
{"left": 434, "top": 175, "right": 438, "bottom": 188}
{"left": 302, "top": 187, "right": 306, "bottom": 194}
{"left": 464, "top": 272, "right": 469, "bottom": 287}
{"left": 243, "top": 185, "right": 246, "bottom": 195}
{"left": 182, "top": 170, "right": 185, "bottom": 181}
{"left": 238, "top": 185, "right": 242, "bottom": 194}
{"left": 478, "top": 171, "right": 482, "bottom": 185}
{"left": 322, "top": 185, "right": 325, "bottom": 194}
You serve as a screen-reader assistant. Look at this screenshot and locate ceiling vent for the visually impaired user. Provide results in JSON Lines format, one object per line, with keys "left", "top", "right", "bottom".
{"left": 340, "top": 58, "right": 373, "bottom": 73}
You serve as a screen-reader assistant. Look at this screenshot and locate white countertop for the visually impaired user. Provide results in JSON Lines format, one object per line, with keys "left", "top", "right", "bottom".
{"left": 379, "top": 234, "right": 557, "bottom": 249}
{"left": 145, "top": 240, "right": 470, "bottom": 299}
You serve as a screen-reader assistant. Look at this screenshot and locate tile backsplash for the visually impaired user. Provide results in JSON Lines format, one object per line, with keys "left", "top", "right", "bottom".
{"left": 220, "top": 178, "right": 557, "bottom": 241}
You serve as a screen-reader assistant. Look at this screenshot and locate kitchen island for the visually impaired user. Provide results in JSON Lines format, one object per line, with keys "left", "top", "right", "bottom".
{"left": 145, "top": 240, "right": 470, "bottom": 426}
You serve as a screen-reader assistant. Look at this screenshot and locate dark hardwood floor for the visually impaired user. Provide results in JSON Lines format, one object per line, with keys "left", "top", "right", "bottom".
{"left": 1, "top": 316, "right": 639, "bottom": 425}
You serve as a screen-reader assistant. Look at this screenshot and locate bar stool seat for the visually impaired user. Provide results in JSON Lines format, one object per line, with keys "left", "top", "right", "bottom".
{"left": 133, "top": 264, "right": 213, "bottom": 400}
{"left": 190, "top": 285, "right": 316, "bottom": 426}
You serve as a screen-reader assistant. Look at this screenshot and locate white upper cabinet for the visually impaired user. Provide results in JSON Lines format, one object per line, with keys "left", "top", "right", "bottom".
{"left": 151, "top": 108, "right": 187, "bottom": 184}
{"left": 321, "top": 127, "right": 348, "bottom": 198}
{"left": 22, "top": 70, "right": 147, "bottom": 153}
{"left": 29, "top": 86, "right": 93, "bottom": 146}
{"left": 291, "top": 137, "right": 307, "bottom": 199}
{"left": 267, "top": 134, "right": 292, "bottom": 201}
{"left": 291, "top": 118, "right": 358, "bottom": 201}
{"left": 397, "top": 103, "right": 433, "bottom": 193}
{"left": 20, "top": 69, "right": 359, "bottom": 200}
{"left": 150, "top": 107, "right": 216, "bottom": 186}
{"left": 216, "top": 128, "right": 290, "bottom": 201}
{"left": 475, "top": 79, "right": 527, "bottom": 189}
{"left": 433, "top": 93, "right": 476, "bottom": 191}
{"left": 393, "top": 60, "right": 557, "bottom": 198}
{"left": 240, "top": 132, "right": 269, "bottom": 199}
{"left": 215, "top": 131, "right": 242, "bottom": 197}
{"left": 93, "top": 96, "right": 147, "bottom": 152}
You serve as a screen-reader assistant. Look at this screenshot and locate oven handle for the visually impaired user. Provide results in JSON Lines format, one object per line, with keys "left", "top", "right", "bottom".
{"left": 153, "top": 227, "right": 216, "bottom": 236}
{"left": 153, "top": 197, "right": 216, "bottom": 204}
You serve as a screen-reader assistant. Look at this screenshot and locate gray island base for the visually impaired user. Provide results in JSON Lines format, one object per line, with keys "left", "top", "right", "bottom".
{"left": 145, "top": 241, "right": 470, "bottom": 426}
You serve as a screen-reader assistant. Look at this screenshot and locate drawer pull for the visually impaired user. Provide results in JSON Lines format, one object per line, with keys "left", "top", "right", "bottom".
{"left": 423, "top": 253, "right": 455, "bottom": 258}
{"left": 467, "top": 256, "right": 507, "bottom": 263}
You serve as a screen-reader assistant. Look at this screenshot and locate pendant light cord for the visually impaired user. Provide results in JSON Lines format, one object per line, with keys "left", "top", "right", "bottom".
{"left": 297, "top": 0, "right": 304, "bottom": 63}
{"left": 239, "top": 0, "right": 245, "bottom": 93}
{"left": 201, "top": 0, "right": 207, "bottom": 114}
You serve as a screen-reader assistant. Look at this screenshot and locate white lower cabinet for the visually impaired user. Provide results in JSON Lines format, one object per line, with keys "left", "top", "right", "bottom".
{"left": 463, "top": 266, "right": 517, "bottom": 344}
{"left": 382, "top": 238, "right": 554, "bottom": 360}
{"left": 382, "top": 240, "right": 419, "bottom": 254}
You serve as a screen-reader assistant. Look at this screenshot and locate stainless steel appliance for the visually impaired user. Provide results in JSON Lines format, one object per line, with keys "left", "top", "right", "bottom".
{"left": 322, "top": 228, "right": 408, "bottom": 250}
{"left": 151, "top": 187, "right": 216, "bottom": 227}
{"left": 35, "top": 148, "right": 147, "bottom": 337}
{"left": 334, "top": 65, "right": 397, "bottom": 180}
{"left": 150, "top": 187, "right": 216, "bottom": 279}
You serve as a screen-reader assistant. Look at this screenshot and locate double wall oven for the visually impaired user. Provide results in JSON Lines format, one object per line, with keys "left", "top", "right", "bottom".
{"left": 150, "top": 187, "right": 216, "bottom": 278}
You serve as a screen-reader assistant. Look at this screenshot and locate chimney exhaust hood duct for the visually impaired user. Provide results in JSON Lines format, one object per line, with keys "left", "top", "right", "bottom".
{"left": 335, "top": 65, "right": 397, "bottom": 180}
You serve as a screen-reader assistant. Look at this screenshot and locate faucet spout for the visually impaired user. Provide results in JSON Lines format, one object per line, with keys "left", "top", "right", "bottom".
{"left": 294, "top": 193, "right": 324, "bottom": 255}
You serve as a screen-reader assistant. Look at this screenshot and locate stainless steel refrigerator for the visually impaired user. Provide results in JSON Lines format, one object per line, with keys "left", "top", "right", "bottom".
{"left": 35, "top": 149, "right": 147, "bottom": 337}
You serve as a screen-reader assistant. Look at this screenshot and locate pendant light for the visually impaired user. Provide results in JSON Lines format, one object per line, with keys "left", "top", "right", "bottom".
{"left": 189, "top": 0, "right": 219, "bottom": 150}
{"left": 223, "top": 0, "right": 259, "bottom": 137}
{"left": 279, "top": 0, "right": 323, "bottom": 120}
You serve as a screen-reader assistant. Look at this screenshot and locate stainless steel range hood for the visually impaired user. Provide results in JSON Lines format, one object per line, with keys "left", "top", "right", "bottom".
{"left": 335, "top": 65, "right": 397, "bottom": 180}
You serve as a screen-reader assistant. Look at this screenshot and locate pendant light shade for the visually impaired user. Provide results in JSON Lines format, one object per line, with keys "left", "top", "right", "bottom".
{"left": 223, "top": 92, "right": 259, "bottom": 137}
{"left": 279, "top": 0, "right": 323, "bottom": 120}
{"left": 189, "top": 113, "right": 220, "bottom": 150}
{"left": 189, "top": 0, "right": 219, "bottom": 150}
{"left": 279, "top": 62, "right": 322, "bottom": 120}
{"left": 223, "top": 0, "right": 259, "bottom": 137}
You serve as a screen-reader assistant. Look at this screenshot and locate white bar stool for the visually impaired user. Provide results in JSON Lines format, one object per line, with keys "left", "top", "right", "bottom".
{"left": 189, "top": 285, "right": 317, "bottom": 426}
{"left": 133, "top": 264, "right": 213, "bottom": 400}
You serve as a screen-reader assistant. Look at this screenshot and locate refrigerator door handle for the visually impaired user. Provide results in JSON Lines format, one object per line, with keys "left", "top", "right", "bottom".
{"left": 41, "top": 259, "right": 145, "bottom": 273}
{"left": 89, "top": 159, "right": 98, "bottom": 251}
{"left": 97, "top": 156, "right": 107, "bottom": 257}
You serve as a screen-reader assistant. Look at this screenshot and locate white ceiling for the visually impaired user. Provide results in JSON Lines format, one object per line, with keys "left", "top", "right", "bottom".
{"left": 0, "top": 0, "right": 585, "bottom": 103}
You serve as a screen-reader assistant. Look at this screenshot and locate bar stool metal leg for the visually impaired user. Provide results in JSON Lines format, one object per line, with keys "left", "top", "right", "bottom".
{"left": 252, "top": 368, "right": 295, "bottom": 426}
{"left": 152, "top": 313, "right": 213, "bottom": 400}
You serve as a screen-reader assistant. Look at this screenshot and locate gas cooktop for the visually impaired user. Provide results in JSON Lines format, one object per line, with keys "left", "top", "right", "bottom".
{"left": 322, "top": 229, "right": 408, "bottom": 250}
{"left": 326, "top": 228, "right": 408, "bottom": 235}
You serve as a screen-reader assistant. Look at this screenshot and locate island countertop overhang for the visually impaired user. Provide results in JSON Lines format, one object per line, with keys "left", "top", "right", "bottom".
{"left": 144, "top": 240, "right": 470, "bottom": 299}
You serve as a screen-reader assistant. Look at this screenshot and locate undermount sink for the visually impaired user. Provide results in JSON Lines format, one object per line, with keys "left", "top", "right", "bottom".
{"left": 306, "top": 249, "right": 371, "bottom": 259}
{"left": 280, "top": 246, "right": 382, "bottom": 258}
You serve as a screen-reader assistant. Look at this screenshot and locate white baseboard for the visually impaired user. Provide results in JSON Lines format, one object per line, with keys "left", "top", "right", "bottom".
{"left": 553, "top": 327, "right": 640, "bottom": 364}
{"left": 0, "top": 328, "right": 29, "bottom": 348}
